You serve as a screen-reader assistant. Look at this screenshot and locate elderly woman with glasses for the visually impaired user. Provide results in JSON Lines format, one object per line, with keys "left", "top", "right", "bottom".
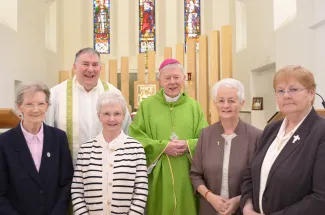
{"left": 190, "top": 78, "right": 262, "bottom": 215}
{"left": 71, "top": 91, "right": 148, "bottom": 215}
{"left": 0, "top": 83, "right": 74, "bottom": 215}
{"left": 241, "top": 65, "right": 325, "bottom": 215}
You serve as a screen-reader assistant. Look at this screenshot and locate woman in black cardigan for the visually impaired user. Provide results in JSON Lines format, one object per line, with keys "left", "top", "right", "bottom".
{"left": 241, "top": 65, "right": 325, "bottom": 215}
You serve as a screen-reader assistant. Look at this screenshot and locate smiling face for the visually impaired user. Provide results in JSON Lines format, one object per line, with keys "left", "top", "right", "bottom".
{"left": 275, "top": 77, "right": 314, "bottom": 116}
{"left": 98, "top": 103, "right": 125, "bottom": 134}
{"left": 74, "top": 52, "right": 101, "bottom": 91}
{"left": 17, "top": 91, "right": 49, "bottom": 125}
{"left": 214, "top": 86, "right": 244, "bottom": 120}
{"left": 158, "top": 67, "right": 186, "bottom": 98}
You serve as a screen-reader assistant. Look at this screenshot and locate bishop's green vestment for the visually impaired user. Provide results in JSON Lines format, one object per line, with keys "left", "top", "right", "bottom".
{"left": 129, "top": 89, "right": 208, "bottom": 215}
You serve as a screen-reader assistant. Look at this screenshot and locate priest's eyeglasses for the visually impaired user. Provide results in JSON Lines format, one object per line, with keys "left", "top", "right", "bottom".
{"left": 274, "top": 88, "right": 306, "bottom": 97}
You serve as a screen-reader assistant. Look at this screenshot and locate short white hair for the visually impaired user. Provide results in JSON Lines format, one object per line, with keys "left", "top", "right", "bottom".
{"left": 211, "top": 78, "right": 245, "bottom": 102}
{"left": 158, "top": 63, "right": 185, "bottom": 79}
{"left": 96, "top": 91, "right": 127, "bottom": 114}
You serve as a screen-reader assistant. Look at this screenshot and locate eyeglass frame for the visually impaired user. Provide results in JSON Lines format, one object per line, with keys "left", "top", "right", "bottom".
{"left": 274, "top": 87, "right": 307, "bottom": 97}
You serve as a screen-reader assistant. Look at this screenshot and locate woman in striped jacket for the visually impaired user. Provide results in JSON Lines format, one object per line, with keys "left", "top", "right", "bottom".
{"left": 71, "top": 91, "right": 148, "bottom": 215}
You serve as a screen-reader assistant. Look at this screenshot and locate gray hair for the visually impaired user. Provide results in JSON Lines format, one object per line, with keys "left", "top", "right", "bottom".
{"left": 16, "top": 83, "right": 51, "bottom": 106}
{"left": 158, "top": 63, "right": 185, "bottom": 79}
{"left": 96, "top": 91, "right": 127, "bottom": 114}
{"left": 74, "top": 47, "right": 100, "bottom": 63}
{"left": 211, "top": 78, "right": 245, "bottom": 102}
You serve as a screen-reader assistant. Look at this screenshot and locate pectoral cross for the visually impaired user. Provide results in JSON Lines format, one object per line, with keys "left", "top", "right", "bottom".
{"left": 292, "top": 135, "right": 300, "bottom": 143}
{"left": 170, "top": 131, "right": 179, "bottom": 140}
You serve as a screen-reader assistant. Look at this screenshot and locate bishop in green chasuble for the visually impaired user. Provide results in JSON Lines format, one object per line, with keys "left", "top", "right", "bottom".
{"left": 129, "top": 59, "right": 208, "bottom": 215}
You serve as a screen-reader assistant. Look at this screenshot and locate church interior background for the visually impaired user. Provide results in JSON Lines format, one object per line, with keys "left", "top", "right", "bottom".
{"left": 1, "top": 0, "right": 325, "bottom": 130}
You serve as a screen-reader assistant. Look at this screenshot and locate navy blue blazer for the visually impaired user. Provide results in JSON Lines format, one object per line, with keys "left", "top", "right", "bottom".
{"left": 0, "top": 123, "right": 74, "bottom": 215}
{"left": 240, "top": 108, "right": 325, "bottom": 214}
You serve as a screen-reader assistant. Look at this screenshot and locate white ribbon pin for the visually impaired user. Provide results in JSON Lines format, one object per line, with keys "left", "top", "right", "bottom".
{"left": 292, "top": 135, "right": 300, "bottom": 143}
{"left": 47, "top": 152, "right": 51, "bottom": 157}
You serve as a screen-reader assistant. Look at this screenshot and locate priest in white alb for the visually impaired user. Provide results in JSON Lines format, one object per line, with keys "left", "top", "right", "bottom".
{"left": 46, "top": 47, "right": 132, "bottom": 163}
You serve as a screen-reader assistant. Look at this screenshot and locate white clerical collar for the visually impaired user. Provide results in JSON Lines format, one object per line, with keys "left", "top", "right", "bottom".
{"left": 164, "top": 93, "right": 181, "bottom": 102}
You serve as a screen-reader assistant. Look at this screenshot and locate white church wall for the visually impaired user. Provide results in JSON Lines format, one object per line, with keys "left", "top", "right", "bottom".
{"left": 232, "top": 0, "right": 275, "bottom": 113}
{"left": 275, "top": 0, "right": 325, "bottom": 109}
{"left": 0, "top": 0, "right": 62, "bottom": 108}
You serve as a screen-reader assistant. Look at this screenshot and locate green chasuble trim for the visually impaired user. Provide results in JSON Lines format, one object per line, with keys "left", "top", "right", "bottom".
{"left": 129, "top": 89, "right": 208, "bottom": 215}
{"left": 66, "top": 79, "right": 109, "bottom": 153}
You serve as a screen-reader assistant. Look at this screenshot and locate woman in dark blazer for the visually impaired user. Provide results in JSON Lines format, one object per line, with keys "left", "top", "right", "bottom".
{"left": 0, "top": 83, "right": 74, "bottom": 215}
{"left": 241, "top": 65, "right": 325, "bottom": 215}
{"left": 190, "top": 78, "right": 262, "bottom": 215}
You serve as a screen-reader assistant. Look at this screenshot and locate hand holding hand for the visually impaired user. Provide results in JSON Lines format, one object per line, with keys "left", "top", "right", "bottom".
{"left": 219, "top": 196, "right": 240, "bottom": 215}
{"left": 164, "top": 140, "right": 187, "bottom": 156}
{"left": 206, "top": 193, "right": 229, "bottom": 213}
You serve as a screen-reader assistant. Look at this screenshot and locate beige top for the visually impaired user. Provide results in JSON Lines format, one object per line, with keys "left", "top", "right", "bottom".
{"left": 220, "top": 133, "right": 237, "bottom": 200}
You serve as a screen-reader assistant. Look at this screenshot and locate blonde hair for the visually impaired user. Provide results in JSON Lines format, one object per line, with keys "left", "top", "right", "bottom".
{"left": 273, "top": 65, "right": 316, "bottom": 104}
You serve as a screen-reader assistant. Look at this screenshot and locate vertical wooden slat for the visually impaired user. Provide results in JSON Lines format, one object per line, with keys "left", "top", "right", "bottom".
{"left": 164, "top": 47, "right": 172, "bottom": 59}
{"left": 210, "top": 30, "right": 221, "bottom": 124}
{"left": 121, "top": 57, "right": 129, "bottom": 105}
{"left": 108, "top": 60, "right": 118, "bottom": 87}
{"left": 100, "top": 63, "right": 106, "bottom": 81}
{"left": 199, "top": 35, "right": 209, "bottom": 120}
{"left": 138, "top": 53, "right": 146, "bottom": 83}
{"left": 59, "top": 70, "right": 72, "bottom": 83}
{"left": 221, "top": 25, "right": 233, "bottom": 78}
{"left": 187, "top": 39, "right": 197, "bottom": 99}
{"left": 148, "top": 50, "right": 156, "bottom": 82}
{"left": 176, "top": 43, "right": 184, "bottom": 66}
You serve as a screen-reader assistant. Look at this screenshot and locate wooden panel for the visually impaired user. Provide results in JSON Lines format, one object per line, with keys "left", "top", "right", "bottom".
{"left": 120, "top": 57, "right": 129, "bottom": 105}
{"left": 148, "top": 51, "right": 156, "bottom": 82}
{"left": 176, "top": 43, "right": 184, "bottom": 66}
{"left": 59, "top": 70, "right": 72, "bottom": 83}
{"left": 221, "top": 25, "right": 233, "bottom": 78}
{"left": 108, "top": 60, "right": 118, "bottom": 87}
{"left": 210, "top": 30, "right": 221, "bottom": 124}
{"left": 0, "top": 108, "right": 21, "bottom": 128}
{"left": 198, "top": 35, "right": 209, "bottom": 120}
{"left": 164, "top": 47, "right": 172, "bottom": 59}
{"left": 138, "top": 53, "right": 146, "bottom": 83}
{"left": 187, "top": 39, "right": 197, "bottom": 99}
{"left": 100, "top": 63, "right": 106, "bottom": 81}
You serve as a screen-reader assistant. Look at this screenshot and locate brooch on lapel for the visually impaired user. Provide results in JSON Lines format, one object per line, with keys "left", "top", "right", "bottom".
{"left": 217, "top": 141, "right": 220, "bottom": 146}
{"left": 292, "top": 135, "right": 300, "bottom": 143}
{"left": 47, "top": 152, "right": 51, "bottom": 158}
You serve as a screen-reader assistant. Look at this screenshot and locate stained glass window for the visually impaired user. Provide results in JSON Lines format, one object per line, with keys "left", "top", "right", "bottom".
{"left": 184, "top": 0, "right": 200, "bottom": 52}
{"left": 94, "top": 0, "right": 110, "bottom": 54}
{"left": 139, "top": 0, "right": 156, "bottom": 53}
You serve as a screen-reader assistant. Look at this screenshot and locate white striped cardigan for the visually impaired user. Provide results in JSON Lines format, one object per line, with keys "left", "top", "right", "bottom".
{"left": 71, "top": 131, "right": 148, "bottom": 215}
